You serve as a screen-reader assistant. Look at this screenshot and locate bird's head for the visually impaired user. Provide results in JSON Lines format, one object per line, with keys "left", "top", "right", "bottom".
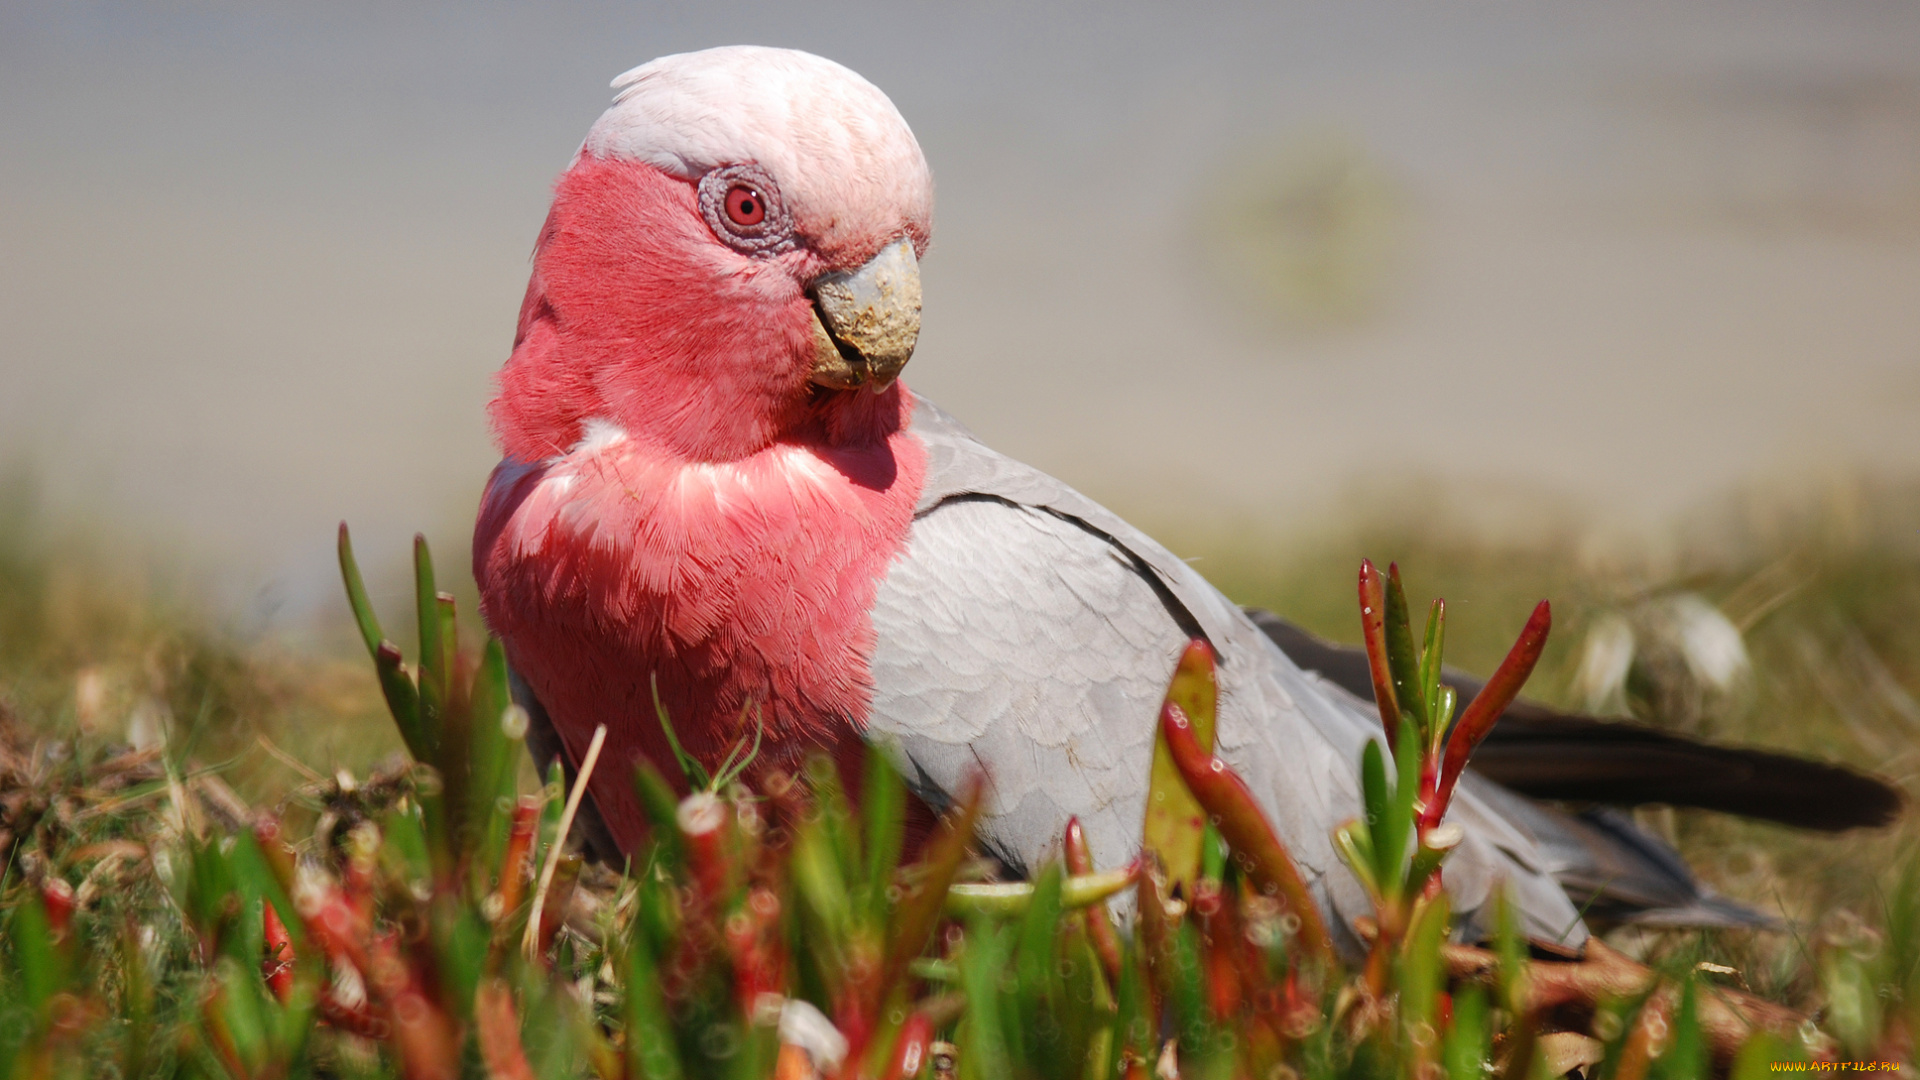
{"left": 491, "top": 46, "right": 934, "bottom": 463}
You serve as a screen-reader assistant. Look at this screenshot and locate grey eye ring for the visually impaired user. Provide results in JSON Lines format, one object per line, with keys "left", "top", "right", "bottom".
{"left": 698, "top": 163, "right": 795, "bottom": 255}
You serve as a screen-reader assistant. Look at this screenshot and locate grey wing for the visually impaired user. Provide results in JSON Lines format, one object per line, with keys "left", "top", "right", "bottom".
{"left": 864, "top": 494, "right": 1186, "bottom": 876}
{"left": 868, "top": 395, "right": 1587, "bottom": 954}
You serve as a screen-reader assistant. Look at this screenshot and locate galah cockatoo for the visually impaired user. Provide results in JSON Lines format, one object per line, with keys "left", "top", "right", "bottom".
{"left": 475, "top": 46, "right": 1898, "bottom": 954}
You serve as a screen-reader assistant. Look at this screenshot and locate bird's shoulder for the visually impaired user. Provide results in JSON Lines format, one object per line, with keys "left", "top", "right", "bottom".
{"left": 900, "top": 393, "right": 1248, "bottom": 647}
{"left": 869, "top": 395, "right": 1196, "bottom": 766}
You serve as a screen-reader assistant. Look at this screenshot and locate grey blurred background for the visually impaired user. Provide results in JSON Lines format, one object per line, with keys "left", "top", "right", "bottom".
{"left": 4, "top": 1, "right": 1920, "bottom": 623}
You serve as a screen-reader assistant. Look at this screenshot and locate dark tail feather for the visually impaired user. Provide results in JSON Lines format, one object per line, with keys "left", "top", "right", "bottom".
{"left": 1535, "top": 805, "right": 1779, "bottom": 931}
{"left": 1248, "top": 609, "right": 1904, "bottom": 833}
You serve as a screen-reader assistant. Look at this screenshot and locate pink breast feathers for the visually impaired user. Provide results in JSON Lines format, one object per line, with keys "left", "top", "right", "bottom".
{"left": 474, "top": 401, "right": 925, "bottom": 851}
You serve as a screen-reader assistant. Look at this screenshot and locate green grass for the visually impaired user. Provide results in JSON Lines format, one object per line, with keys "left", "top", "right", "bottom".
{"left": 1, "top": 471, "right": 1917, "bottom": 1077}
{"left": 1157, "top": 475, "right": 1920, "bottom": 1040}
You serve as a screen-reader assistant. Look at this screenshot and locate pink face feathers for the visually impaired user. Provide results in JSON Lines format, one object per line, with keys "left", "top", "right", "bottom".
{"left": 489, "top": 46, "right": 935, "bottom": 466}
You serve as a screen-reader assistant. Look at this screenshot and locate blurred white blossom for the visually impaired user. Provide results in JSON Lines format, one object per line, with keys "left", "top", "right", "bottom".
{"left": 1572, "top": 592, "right": 1751, "bottom": 730}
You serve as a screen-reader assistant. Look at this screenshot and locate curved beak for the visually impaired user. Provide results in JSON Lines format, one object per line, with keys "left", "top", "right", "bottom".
{"left": 807, "top": 238, "right": 921, "bottom": 391}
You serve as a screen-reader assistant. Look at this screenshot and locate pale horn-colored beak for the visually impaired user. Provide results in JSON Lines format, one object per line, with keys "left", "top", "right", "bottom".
{"left": 807, "top": 238, "right": 921, "bottom": 391}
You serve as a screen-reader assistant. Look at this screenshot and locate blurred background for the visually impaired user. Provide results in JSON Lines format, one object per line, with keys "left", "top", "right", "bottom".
{"left": 6, "top": 0, "right": 1920, "bottom": 612}
{"left": 3, "top": 0, "right": 1920, "bottom": 979}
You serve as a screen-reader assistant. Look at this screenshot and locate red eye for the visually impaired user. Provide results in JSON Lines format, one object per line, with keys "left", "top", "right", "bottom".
{"left": 725, "top": 184, "right": 765, "bottom": 227}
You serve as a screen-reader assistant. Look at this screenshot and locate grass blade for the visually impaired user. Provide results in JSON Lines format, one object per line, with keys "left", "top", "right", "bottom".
{"left": 1384, "top": 562, "right": 1428, "bottom": 736}
{"left": 881, "top": 775, "right": 984, "bottom": 1006}
{"left": 338, "top": 524, "right": 426, "bottom": 758}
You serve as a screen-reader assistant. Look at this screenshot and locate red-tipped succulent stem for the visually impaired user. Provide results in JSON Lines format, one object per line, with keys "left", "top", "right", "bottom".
{"left": 1064, "top": 815, "right": 1125, "bottom": 988}
{"left": 1357, "top": 560, "right": 1400, "bottom": 750}
{"left": 262, "top": 901, "right": 296, "bottom": 1004}
{"left": 1158, "top": 701, "right": 1334, "bottom": 964}
{"left": 880, "top": 1011, "right": 934, "bottom": 1080}
{"left": 1427, "top": 600, "right": 1550, "bottom": 829}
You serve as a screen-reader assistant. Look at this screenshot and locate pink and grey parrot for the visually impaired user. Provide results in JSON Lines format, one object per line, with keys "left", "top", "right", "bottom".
{"left": 474, "top": 46, "right": 1898, "bottom": 955}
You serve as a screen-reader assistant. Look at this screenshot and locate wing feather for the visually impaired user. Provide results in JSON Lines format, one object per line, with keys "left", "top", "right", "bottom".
{"left": 868, "top": 395, "right": 1588, "bottom": 953}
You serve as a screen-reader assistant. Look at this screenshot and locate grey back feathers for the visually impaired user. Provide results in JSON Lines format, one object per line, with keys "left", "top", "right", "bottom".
{"left": 868, "top": 396, "right": 1593, "bottom": 954}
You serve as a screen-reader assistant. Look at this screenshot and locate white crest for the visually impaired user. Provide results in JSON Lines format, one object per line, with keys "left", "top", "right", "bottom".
{"left": 580, "top": 46, "right": 932, "bottom": 255}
